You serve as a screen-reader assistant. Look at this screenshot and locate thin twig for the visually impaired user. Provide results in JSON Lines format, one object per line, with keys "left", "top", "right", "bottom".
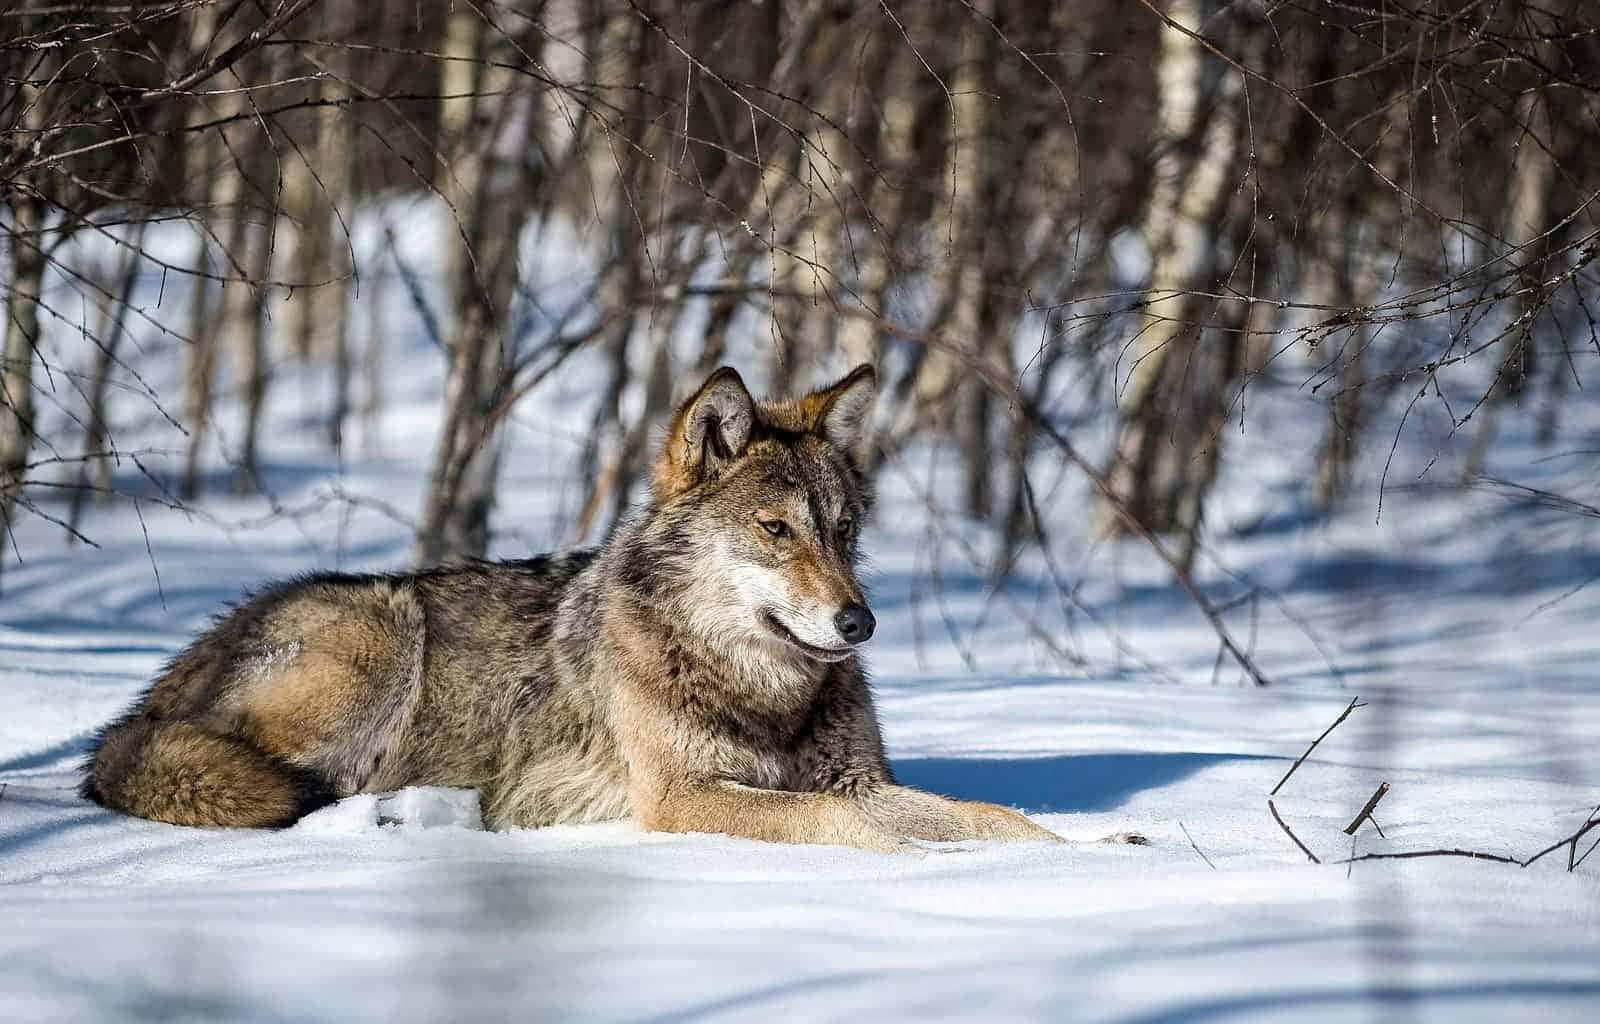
{"left": 1336, "top": 849, "right": 1520, "bottom": 866}
{"left": 1270, "top": 697, "right": 1364, "bottom": 797}
{"left": 1343, "top": 782, "right": 1391, "bottom": 836}
{"left": 1522, "top": 808, "right": 1600, "bottom": 870}
{"left": 131, "top": 496, "right": 165, "bottom": 612}
{"left": 1268, "top": 799, "right": 1320, "bottom": 864}
{"left": 1179, "top": 821, "right": 1216, "bottom": 870}
{"left": 1336, "top": 809, "right": 1600, "bottom": 872}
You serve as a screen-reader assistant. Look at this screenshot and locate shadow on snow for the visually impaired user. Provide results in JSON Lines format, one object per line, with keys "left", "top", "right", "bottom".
{"left": 891, "top": 751, "right": 1272, "bottom": 813}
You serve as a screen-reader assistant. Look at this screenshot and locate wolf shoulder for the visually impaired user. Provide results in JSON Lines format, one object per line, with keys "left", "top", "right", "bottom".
{"left": 191, "top": 550, "right": 602, "bottom": 687}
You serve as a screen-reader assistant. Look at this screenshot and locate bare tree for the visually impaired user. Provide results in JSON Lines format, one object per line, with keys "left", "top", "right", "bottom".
{"left": 1, "top": 0, "right": 1596, "bottom": 656}
{"left": 414, "top": 2, "right": 542, "bottom": 565}
{"left": 68, "top": 222, "right": 147, "bottom": 534}
{"left": 1100, "top": 1, "right": 1264, "bottom": 541}
{"left": 1, "top": 176, "right": 45, "bottom": 587}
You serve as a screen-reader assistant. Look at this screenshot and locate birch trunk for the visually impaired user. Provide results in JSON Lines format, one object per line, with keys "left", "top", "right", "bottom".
{"left": 833, "top": 31, "right": 917, "bottom": 374}
{"left": 1460, "top": 83, "right": 1558, "bottom": 484}
{"left": 1100, "top": 0, "right": 1255, "bottom": 535}
{"left": 891, "top": 8, "right": 990, "bottom": 445}
{"left": 229, "top": 210, "right": 274, "bottom": 494}
{"left": 323, "top": 79, "right": 356, "bottom": 455}
{"left": 569, "top": 11, "right": 645, "bottom": 544}
{"left": 0, "top": 191, "right": 45, "bottom": 589}
{"left": 69, "top": 223, "right": 147, "bottom": 534}
{"left": 176, "top": 4, "right": 226, "bottom": 499}
{"left": 413, "top": 6, "right": 533, "bottom": 565}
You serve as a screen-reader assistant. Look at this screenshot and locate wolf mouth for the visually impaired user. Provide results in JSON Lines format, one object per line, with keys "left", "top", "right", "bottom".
{"left": 760, "top": 610, "right": 854, "bottom": 663}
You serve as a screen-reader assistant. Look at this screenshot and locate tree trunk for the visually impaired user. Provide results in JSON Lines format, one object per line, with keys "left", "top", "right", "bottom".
{"left": 1311, "top": 212, "right": 1378, "bottom": 510}
{"left": 281, "top": 117, "right": 332, "bottom": 364}
{"left": 176, "top": 3, "right": 227, "bottom": 500}
{"left": 361, "top": 266, "right": 386, "bottom": 456}
{"left": 178, "top": 232, "right": 218, "bottom": 500}
{"left": 1311, "top": 94, "right": 1407, "bottom": 510}
{"left": 890, "top": 6, "right": 990, "bottom": 447}
{"left": 229, "top": 210, "right": 274, "bottom": 495}
{"left": 1100, "top": 0, "right": 1261, "bottom": 536}
{"left": 324, "top": 91, "right": 357, "bottom": 456}
{"left": 0, "top": 191, "right": 46, "bottom": 588}
{"left": 1459, "top": 81, "right": 1559, "bottom": 485}
{"left": 694, "top": 243, "right": 762, "bottom": 376}
{"left": 570, "top": 12, "right": 646, "bottom": 544}
{"left": 833, "top": 26, "right": 918, "bottom": 375}
{"left": 413, "top": 6, "right": 536, "bottom": 565}
{"left": 69, "top": 222, "right": 147, "bottom": 535}
{"left": 575, "top": 302, "right": 678, "bottom": 539}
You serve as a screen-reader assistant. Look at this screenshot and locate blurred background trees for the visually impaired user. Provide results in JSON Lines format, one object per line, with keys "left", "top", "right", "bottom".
{"left": 2, "top": 0, "right": 1596, "bottom": 589}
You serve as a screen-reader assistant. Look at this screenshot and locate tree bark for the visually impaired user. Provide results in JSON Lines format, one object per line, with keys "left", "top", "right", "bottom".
{"left": 833, "top": 25, "right": 917, "bottom": 375}
{"left": 1460, "top": 81, "right": 1559, "bottom": 485}
{"left": 323, "top": 80, "right": 357, "bottom": 456}
{"left": 891, "top": 7, "right": 990, "bottom": 447}
{"left": 229, "top": 208, "right": 274, "bottom": 494}
{"left": 0, "top": 191, "right": 46, "bottom": 588}
{"left": 177, "top": 3, "right": 227, "bottom": 500}
{"left": 69, "top": 222, "right": 147, "bottom": 535}
{"left": 414, "top": 5, "right": 537, "bottom": 565}
{"left": 1100, "top": 0, "right": 1261, "bottom": 536}
{"left": 570, "top": 11, "right": 647, "bottom": 544}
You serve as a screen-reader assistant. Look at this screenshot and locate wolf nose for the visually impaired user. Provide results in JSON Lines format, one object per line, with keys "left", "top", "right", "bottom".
{"left": 834, "top": 603, "right": 876, "bottom": 643}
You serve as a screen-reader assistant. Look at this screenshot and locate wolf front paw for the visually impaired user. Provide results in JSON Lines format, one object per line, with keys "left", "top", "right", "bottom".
{"left": 841, "top": 828, "right": 928, "bottom": 855}
{"left": 1097, "top": 831, "right": 1149, "bottom": 845}
{"left": 965, "top": 802, "right": 1065, "bottom": 843}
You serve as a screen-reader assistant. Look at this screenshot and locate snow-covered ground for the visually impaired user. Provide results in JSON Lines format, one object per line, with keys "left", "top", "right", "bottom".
{"left": 3, "top": 209, "right": 1599, "bottom": 1020}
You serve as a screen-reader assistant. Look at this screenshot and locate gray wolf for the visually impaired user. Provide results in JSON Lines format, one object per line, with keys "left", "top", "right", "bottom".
{"left": 82, "top": 365, "right": 1104, "bottom": 852}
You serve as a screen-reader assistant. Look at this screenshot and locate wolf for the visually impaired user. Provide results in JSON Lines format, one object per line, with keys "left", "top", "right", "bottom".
{"left": 82, "top": 365, "right": 1104, "bottom": 852}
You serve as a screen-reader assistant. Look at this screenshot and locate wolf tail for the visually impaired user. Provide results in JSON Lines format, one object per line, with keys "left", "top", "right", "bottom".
{"left": 81, "top": 717, "right": 332, "bottom": 828}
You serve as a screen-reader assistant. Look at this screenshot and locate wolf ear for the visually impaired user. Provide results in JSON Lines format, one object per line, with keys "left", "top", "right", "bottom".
{"left": 808, "top": 364, "right": 877, "bottom": 463}
{"left": 655, "top": 366, "right": 756, "bottom": 496}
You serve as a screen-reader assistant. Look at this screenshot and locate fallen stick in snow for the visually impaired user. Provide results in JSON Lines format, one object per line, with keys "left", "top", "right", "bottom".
{"left": 1336, "top": 808, "right": 1600, "bottom": 871}
{"left": 1268, "top": 799, "right": 1320, "bottom": 864}
{"left": 1271, "top": 696, "right": 1364, "bottom": 796}
{"left": 1521, "top": 805, "right": 1600, "bottom": 871}
{"left": 1179, "top": 821, "right": 1216, "bottom": 869}
{"left": 1337, "top": 848, "right": 1520, "bottom": 866}
{"left": 1342, "top": 782, "right": 1390, "bottom": 835}
{"left": 1266, "top": 697, "right": 1600, "bottom": 875}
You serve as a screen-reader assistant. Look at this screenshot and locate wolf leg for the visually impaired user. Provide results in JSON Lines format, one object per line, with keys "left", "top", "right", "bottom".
{"left": 82, "top": 717, "right": 333, "bottom": 828}
{"left": 641, "top": 781, "right": 912, "bottom": 853}
{"left": 859, "top": 785, "right": 1063, "bottom": 843}
{"left": 234, "top": 579, "right": 427, "bottom": 795}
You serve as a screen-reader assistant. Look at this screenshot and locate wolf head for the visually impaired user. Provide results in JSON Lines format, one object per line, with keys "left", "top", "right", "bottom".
{"left": 627, "top": 364, "right": 878, "bottom": 666}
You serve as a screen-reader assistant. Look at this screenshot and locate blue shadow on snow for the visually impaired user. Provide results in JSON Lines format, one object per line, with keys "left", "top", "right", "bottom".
{"left": 892, "top": 752, "right": 1272, "bottom": 813}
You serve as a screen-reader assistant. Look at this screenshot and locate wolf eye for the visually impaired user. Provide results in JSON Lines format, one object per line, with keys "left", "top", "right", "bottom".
{"left": 837, "top": 517, "right": 854, "bottom": 537}
{"left": 759, "top": 518, "right": 789, "bottom": 538}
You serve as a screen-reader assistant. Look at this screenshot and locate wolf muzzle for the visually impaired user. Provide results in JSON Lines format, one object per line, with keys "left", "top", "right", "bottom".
{"left": 834, "top": 602, "right": 875, "bottom": 643}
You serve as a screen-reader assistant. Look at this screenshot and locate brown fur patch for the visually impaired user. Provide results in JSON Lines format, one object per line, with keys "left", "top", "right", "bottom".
{"left": 641, "top": 781, "right": 909, "bottom": 854}
{"left": 87, "top": 719, "right": 315, "bottom": 828}
{"left": 236, "top": 580, "right": 425, "bottom": 794}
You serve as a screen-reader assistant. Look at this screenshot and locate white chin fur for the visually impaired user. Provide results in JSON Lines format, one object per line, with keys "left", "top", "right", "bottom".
{"left": 688, "top": 551, "right": 852, "bottom": 658}
{"left": 771, "top": 608, "right": 839, "bottom": 646}
{"left": 761, "top": 609, "right": 852, "bottom": 661}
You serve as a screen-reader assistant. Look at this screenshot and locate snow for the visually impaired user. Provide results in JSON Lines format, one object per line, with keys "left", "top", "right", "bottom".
{"left": 4, "top": 212, "right": 1600, "bottom": 1021}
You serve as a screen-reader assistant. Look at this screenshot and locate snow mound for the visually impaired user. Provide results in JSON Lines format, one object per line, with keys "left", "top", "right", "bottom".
{"left": 293, "top": 787, "right": 484, "bottom": 833}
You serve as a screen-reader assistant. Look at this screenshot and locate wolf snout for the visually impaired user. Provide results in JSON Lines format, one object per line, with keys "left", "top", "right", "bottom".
{"left": 834, "top": 602, "right": 875, "bottom": 644}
